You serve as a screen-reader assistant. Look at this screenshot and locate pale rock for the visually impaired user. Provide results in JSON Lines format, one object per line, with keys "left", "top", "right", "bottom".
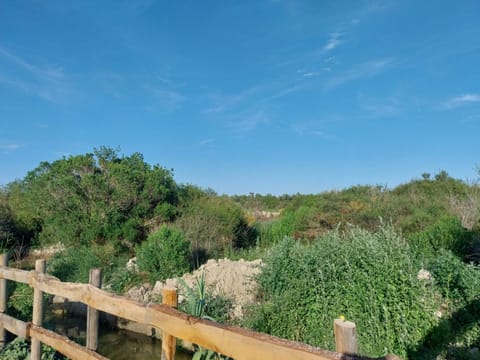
{"left": 417, "top": 269, "right": 432, "bottom": 281}
{"left": 126, "top": 257, "right": 138, "bottom": 272}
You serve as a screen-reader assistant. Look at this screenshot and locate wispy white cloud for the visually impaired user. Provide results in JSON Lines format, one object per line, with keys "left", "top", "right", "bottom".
{"left": 323, "top": 32, "right": 343, "bottom": 53}
{"left": 359, "top": 94, "right": 401, "bottom": 118}
{"left": 228, "top": 108, "right": 270, "bottom": 133}
{"left": 0, "top": 46, "right": 72, "bottom": 103}
{"left": 0, "top": 144, "right": 23, "bottom": 151}
{"left": 292, "top": 122, "right": 337, "bottom": 139}
{"left": 324, "top": 58, "right": 394, "bottom": 90}
{"left": 204, "top": 85, "right": 264, "bottom": 114}
{"left": 203, "top": 81, "right": 303, "bottom": 133}
{"left": 144, "top": 85, "right": 186, "bottom": 111}
{"left": 442, "top": 93, "right": 480, "bottom": 109}
{"left": 291, "top": 119, "right": 339, "bottom": 140}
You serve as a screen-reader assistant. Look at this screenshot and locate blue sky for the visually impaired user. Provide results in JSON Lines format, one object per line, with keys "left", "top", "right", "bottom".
{"left": 1, "top": 0, "right": 479, "bottom": 195}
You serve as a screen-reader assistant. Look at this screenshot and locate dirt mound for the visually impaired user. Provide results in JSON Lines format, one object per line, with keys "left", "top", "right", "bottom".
{"left": 126, "top": 258, "right": 263, "bottom": 319}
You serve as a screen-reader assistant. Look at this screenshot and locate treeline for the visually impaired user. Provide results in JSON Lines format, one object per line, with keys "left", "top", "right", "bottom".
{"left": 0, "top": 147, "right": 254, "bottom": 254}
{"left": 235, "top": 170, "right": 480, "bottom": 245}
{"left": 1, "top": 148, "right": 479, "bottom": 262}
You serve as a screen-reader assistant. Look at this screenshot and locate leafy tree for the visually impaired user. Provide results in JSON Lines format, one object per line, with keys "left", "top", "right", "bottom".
{"left": 175, "top": 196, "right": 256, "bottom": 261}
{"left": 6, "top": 147, "right": 179, "bottom": 248}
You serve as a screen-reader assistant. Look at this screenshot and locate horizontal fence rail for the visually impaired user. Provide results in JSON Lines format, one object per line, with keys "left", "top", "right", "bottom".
{"left": 0, "top": 255, "right": 397, "bottom": 360}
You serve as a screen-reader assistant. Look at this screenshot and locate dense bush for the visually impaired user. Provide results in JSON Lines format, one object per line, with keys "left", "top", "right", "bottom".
{"left": 407, "top": 250, "right": 480, "bottom": 359}
{"left": 175, "top": 196, "right": 256, "bottom": 260}
{"left": 245, "top": 227, "right": 440, "bottom": 358}
{"left": 426, "top": 249, "right": 480, "bottom": 304}
{"left": 0, "top": 337, "right": 63, "bottom": 360}
{"left": 409, "top": 217, "right": 474, "bottom": 261}
{"left": 136, "top": 225, "right": 190, "bottom": 282}
{"left": 6, "top": 147, "right": 179, "bottom": 249}
{"left": 48, "top": 243, "right": 125, "bottom": 284}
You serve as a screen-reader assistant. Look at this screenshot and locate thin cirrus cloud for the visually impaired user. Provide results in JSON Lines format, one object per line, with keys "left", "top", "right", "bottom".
{"left": 322, "top": 32, "right": 343, "bottom": 53}
{"left": 0, "top": 144, "right": 23, "bottom": 151}
{"left": 203, "top": 81, "right": 304, "bottom": 133}
{"left": 442, "top": 93, "right": 480, "bottom": 109}
{"left": 0, "top": 46, "right": 71, "bottom": 103}
{"left": 324, "top": 58, "right": 394, "bottom": 90}
{"left": 144, "top": 85, "right": 186, "bottom": 111}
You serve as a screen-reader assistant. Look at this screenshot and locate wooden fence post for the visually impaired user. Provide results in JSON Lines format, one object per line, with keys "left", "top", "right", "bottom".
{"left": 334, "top": 318, "right": 358, "bottom": 355}
{"left": 0, "top": 253, "right": 8, "bottom": 349}
{"left": 161, "top": 288, "right": 178, "bottom": 360}
{"left": 31, "top": 259, "right": 46, "bottom": 360}
{"left": 86, "top": 268, "right": 102, "bottom": 351}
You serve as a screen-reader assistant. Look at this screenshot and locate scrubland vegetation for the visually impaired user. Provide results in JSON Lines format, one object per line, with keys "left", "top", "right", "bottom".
{"left": 1, "top": 147, "right": 480, "bottom": 359}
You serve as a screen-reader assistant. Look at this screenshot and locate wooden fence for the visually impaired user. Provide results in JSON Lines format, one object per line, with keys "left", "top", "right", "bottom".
{"left": 0, "top": 253, "right": 382, "bottom": 360}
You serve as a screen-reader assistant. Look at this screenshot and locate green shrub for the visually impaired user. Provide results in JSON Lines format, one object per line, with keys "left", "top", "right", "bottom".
{"left": 108, "top": 266, "right": 144, "bottom": 294}
{"left": 0, "top": 337, "right": 63, "bottom": 360}
{"left": 136, "top": 225, "right": 190, "bottom": 282}
{"left": 48, "top": 244, "right": 124, "bottom": 284}
{"left": 8, "top": 283, "right": 34, "bottom": 321}
{"left": 175, "top": 197, "right": 256, "bottom": 259}
{"left": 409, "top": 217, "right": 474, "bottom": 261}
{"left": 427, "top": 249, "right": 480, "bottom": 304}
{"left": 245, "top": 227, "right": 440, "bottom": 358}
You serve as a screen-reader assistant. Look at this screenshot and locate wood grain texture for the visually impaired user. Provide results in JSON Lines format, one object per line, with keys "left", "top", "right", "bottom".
{"left": 0, "top": 265, "right": 30, "bottom": 284}
{"left": 334, "top": 318, "right": 358, "bottom": 355}
{"left": 86, "top": 268, "right": 102, "bottom": 351}
{"left": 161, "top": 288, "right": 177, "bottom": 360}
{"left": 0, "top": 253, "right": 8, "bottom": 348}
{"left": 31, "top": 259, "right": 46, "bottom": 360}
{"left": 0, "top": 312, "right": 30, "bottom": 338}
{"left": 0, "top": 263, "right": 400, "bottom": 360}
{"left": 30, "top": 325, "right": 108, "bottom": 360}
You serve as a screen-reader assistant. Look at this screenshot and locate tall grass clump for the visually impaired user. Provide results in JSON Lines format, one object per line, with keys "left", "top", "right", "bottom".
{"left": 245, "top": 226, "right": 440, "bottom": 358}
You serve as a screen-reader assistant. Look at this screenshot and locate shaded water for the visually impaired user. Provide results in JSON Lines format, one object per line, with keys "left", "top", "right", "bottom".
{"left": 46, "top": 310, "right": 192, "bottom": 359}
{"left": 97, "top": 328, "right": 192, "bottom": 360}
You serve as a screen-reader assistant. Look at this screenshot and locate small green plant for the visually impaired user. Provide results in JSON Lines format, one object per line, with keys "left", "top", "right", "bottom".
{"left": 108, "top": 265, "right": 144, "bottom": 294}
{"left": 136, "top": 225, "right": 190, "bottom": 282}
{"left": 0, "top": 337, "right": 64, "bottom": 360}
{"left": 178, "top": 273, "right": 232, "bottom": 360}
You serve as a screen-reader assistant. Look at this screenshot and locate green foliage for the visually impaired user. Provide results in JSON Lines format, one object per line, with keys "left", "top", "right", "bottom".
{"left": 175, "top": 196, "right": 256, "bottom": 260}
{"left": 0, "top": 337, "right": 64, "bottom": 360}
{"left": 8, "top": 283, "right": 34, "bottom": 321}
{"left": 108, "top": 265, "right": 144, "bottom": 294}
{"left": 136, "top": 225, "right": 190, "bottom": 282}
{"left": 6, "top": 147, "right": 179, "bottom": 249}
{"left": 427, "top": 249, "right": 480, "bottom": 304}
{"left": 48, "top": 244, "right": 124, "bottom": 284}
{"left": 409, "top": 217, "right": 474, "bottom": 261}
{"left": 245, "top": 227, "right": 440, "bottom": 358}
{"left": 179, "top": 273, "right": 232, "bottom": 360}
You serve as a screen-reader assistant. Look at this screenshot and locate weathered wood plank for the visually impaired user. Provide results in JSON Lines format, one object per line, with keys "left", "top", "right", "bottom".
{"left": 30, "top": 325, "right": 109, "bottom": 360}
{"left": 0, "top": 265, "right": 393, "bottom": 360}
{"left": 160, "top": 288, "right": 177, "bottom": 360}
{"left": 25, "top": 274, "right": 341, "bottom": 360}
{"left": 0, "top": 313, "right": 30, "bottom": 338}
{"left": 0, "top": 266, "right": 30, "bottom": 284}
{"left": 0, "top": 254, "right": 8, "bottom": 348}
{"left": 334, "top": 318, "right": 357, "bottom": 355}
{"left": 31, "top": 259, "right": 46, "bottom": 360}
{"left": 86, "top": 268, "right": 102, "bottom": 351}
{"left": 147, "top": 304, "right": 341, "bottom": 360}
